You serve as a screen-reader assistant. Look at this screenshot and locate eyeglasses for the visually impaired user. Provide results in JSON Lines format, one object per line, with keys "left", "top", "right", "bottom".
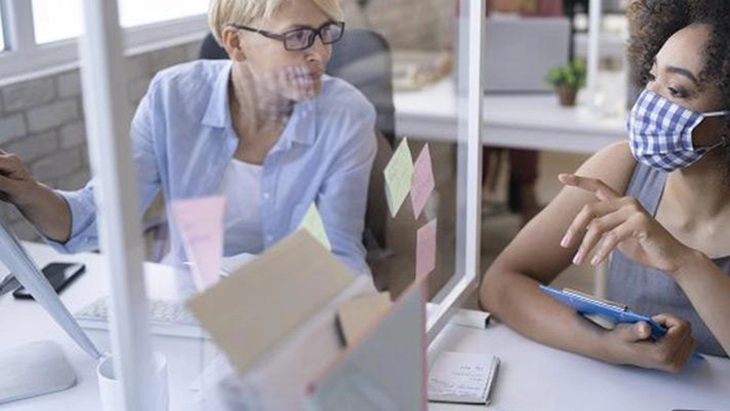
{"left": 231, "top": 21, "right": 345, "bottom": 51}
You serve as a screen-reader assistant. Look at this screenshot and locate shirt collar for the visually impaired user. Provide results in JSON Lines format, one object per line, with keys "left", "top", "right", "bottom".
{"left": 201, "top": 61, "right": 232, "bottom": 128}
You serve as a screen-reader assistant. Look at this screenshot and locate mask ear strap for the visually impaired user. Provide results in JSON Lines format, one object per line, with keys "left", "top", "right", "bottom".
{"left": 704, "top": 110, "right": 730, "bottom": 117}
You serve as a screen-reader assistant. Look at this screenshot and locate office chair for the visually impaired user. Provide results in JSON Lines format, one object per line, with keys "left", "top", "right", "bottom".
{"left": 143, "top": 30, "right": 395, "bottom": 266}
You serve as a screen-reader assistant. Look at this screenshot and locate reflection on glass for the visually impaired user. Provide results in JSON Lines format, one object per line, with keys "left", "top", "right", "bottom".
{"left": 336, "top": 1, "right": 464, "bottom": 309}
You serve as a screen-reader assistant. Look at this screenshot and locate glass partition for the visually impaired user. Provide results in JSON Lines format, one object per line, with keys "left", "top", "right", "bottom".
{"left": 378, "top": 0, "right": 482, "bottom": 338}
{"left": 0, "top": 5, "right": 6, "bottom": 51}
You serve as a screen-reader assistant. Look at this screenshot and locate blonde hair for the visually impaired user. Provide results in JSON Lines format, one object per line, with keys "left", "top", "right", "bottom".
{"left": 208, "top": 0, "right": 344, "bottom": 43}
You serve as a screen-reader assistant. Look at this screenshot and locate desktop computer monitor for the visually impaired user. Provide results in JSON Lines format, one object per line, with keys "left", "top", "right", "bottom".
{"left": 483, "top": 17, "right": 571, "bottom": 93}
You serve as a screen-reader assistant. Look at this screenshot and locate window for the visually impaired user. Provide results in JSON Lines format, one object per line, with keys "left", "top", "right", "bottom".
{"left": 31, "top": 0, "right": 82, "bottom": 44}
{"left": 31, "top": 0, "right": 207, "bottom": 45}
{"left": 1, "top": 0, "right": 209, "bottom": 80}
{"left": 119, "top": 0, "right": 208, "bottom": 28}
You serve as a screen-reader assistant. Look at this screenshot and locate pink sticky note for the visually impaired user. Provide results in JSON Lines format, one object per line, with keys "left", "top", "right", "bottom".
{"left": 171, "top": 196, "right": 226, "bottom": 291}
{"left": 416, "top": 219, "right": 437, "bottom": 281}
{"left": 411, "top": 144, "right": 435, "bottom": 219}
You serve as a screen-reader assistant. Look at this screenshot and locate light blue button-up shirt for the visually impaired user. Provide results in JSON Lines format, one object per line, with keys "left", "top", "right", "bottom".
{"left": 52, "top": 60, "right": 377, "bottom": 275}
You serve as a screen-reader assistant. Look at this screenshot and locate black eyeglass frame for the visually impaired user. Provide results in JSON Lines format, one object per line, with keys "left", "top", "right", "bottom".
{"left": 231, "top": 21, "right": 345, "bottom": 51}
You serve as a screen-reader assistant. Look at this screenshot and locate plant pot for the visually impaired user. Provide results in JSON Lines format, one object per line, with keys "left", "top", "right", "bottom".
{"left": 556, "top": 85, "right": 578, "bottom": 107}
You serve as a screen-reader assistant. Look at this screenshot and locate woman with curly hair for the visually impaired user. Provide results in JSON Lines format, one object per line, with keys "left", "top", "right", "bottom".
{"left": 480, "top": 0, "right": 730, "bottom": 371}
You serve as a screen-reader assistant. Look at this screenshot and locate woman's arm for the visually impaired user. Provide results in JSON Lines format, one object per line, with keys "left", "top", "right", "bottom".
{"left": 0, "top": 152, "right": 71, "bottom": 242}
{"left": 16, "top": 186, "right": 71, "bottom": 242}
{"left": 557, "top": 172, "right": 730, "bottom": 357}
{"left": 0, "top": 76, "right": 163, "bottom": 253}
{"left": 480, "top": 142, "right": 697, "bottom": 371}
{"left": 666, "top": 247, "right": 730, "bottom": 355}
{"left": 481, "top": 143, "right": 635, "bottom": 356}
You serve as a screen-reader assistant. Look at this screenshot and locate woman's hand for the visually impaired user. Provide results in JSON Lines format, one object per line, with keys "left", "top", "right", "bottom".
{"left": 558, "top": 173, "right": 694, "bottom": 275}
{"left": 0, "top": 150, "right": 43, "bottom": 207}
{"left": 605, "top": 313, "right": 696, "bottom": 372}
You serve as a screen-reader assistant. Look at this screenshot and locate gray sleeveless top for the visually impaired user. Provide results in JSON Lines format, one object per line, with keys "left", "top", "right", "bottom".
{"left": 607, "top": 162, "right": 730, "bottom": 357}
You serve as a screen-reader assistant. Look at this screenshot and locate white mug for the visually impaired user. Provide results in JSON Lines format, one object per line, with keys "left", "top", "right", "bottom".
{"left": 97, "top": 352, "right": 169, "bottom": 411}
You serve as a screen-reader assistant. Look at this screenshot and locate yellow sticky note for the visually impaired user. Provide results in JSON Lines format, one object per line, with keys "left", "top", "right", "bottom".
{"left": 299, "top": 203, "right": 332, "bottom": 251}
{"left": 383, "top": 138, "right": 415, "bottom": 218}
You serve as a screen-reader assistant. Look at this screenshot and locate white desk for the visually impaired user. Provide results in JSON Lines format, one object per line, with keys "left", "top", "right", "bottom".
{"left": 0, "top": 242, "right": 216, "bottom": 411}
{"left": 429, "top": 320, "right": 730, "bottom": 411}
{"left": 394, "top": 78, "right": 626, "bottom": 154}
{"left": 4, "top": 243, "right": 728, "bottom": 410}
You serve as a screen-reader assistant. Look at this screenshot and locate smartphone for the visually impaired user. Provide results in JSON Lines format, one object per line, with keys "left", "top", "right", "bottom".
{"left": 12, "top": 262, "right": 86, "bottom": 300}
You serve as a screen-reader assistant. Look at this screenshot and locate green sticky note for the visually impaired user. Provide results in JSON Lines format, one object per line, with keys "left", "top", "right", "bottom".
{"left": 383, "top": 138, "right": 415, "bottom": 218}
{"left": 299, "top": 203, "right": 332, "bottom": 251}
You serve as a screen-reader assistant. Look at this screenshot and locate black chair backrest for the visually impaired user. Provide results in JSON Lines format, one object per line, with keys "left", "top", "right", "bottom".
{"left": 198, "top": 29, "right": 395, "bottom": 145}
{"left": 327, "top": 29, "right": 395, "bottom": 145}
{"left": 199, "top": 33, "right": 230, "bottom": 60}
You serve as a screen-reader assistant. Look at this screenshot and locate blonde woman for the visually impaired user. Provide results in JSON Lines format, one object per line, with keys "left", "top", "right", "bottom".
{"left": 0, "top": 0, "right": 377, "bottom": 275}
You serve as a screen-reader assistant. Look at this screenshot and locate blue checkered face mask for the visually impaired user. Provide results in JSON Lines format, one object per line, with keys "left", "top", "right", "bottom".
{"left": 628, "top": 89, "right": 729, "bottom": 172}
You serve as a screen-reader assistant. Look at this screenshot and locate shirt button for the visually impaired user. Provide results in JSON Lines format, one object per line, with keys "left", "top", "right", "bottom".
{"left": 266, "top": 235, "right": 273, "bottom": 242}
{"left": 263, "top": 193, "right": 270, "bottom": 200}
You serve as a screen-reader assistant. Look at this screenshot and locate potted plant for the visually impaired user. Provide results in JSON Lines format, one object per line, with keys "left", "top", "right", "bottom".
{"left": 545, "top": 59, "right": 587, "bottom": 107}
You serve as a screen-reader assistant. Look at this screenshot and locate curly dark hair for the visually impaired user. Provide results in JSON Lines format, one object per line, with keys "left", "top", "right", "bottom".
{"left": 626, "top": 0, "right": 730, "bottom": 181}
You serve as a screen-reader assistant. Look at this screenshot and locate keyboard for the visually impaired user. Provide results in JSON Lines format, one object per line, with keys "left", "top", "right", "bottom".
{"left": 74, "top": 296, "right": 210, "bottom": 339}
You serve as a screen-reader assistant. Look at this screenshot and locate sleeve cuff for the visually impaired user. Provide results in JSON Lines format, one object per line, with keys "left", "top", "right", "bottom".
{"left": 45, "top": 189, "right": 98, "bottom": 253}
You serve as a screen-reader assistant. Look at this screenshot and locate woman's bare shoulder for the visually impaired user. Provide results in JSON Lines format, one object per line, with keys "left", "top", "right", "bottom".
{"left": 574, "top": 141, "right": 637, "bottom": 195}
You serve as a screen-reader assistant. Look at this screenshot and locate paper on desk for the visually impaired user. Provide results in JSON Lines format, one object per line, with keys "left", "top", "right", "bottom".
{"left": 298, "top": 203, "right": 332, "bottom": 251}
{"left": 383, "top": 138, "right": 414, "bottom": 218}
{"left": 428, "top": 351, "right": 498, "bottom": 404}
{"left": 410, "top": 144, "right": 435, "bottom": 219}
{"left": 0, "top": 220, "right": 101, "bottom": 360}
{"left": 171, "top": 196, "right": 226, "bottom": 291}
{"left": 416, "top": 219, "right": 437, "bottom": 280}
